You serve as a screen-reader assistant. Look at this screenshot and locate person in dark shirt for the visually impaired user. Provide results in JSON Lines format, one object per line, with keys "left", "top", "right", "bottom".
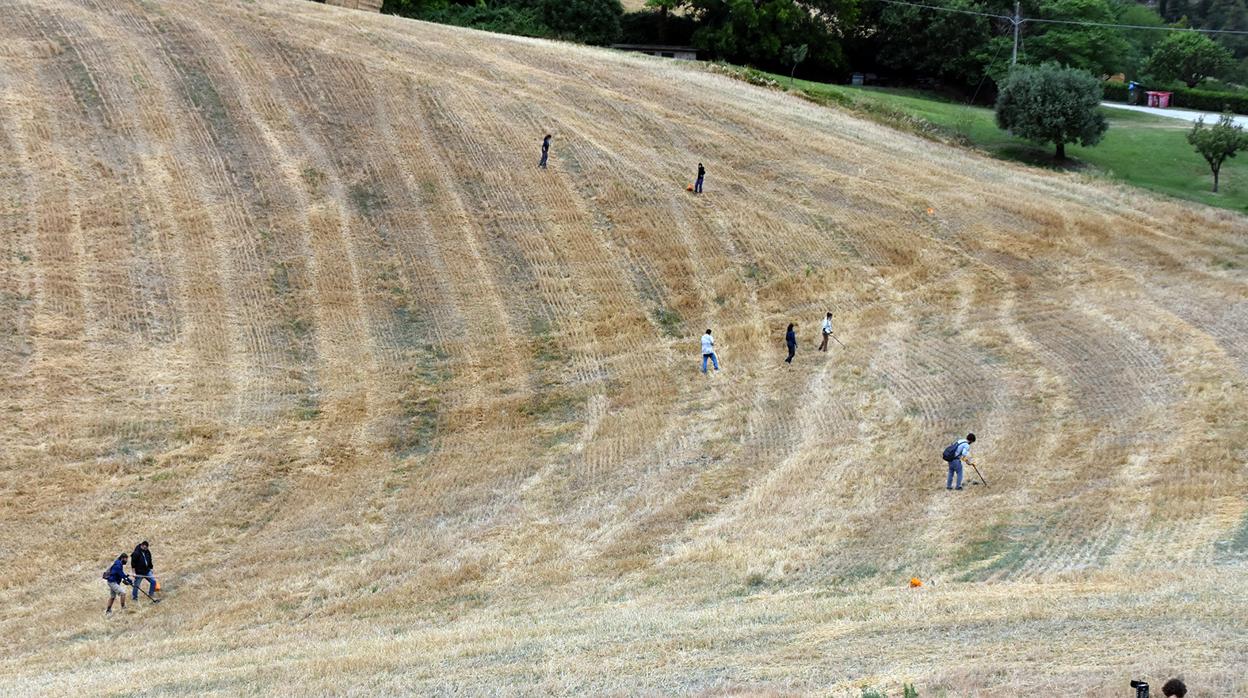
{"left": 785, "top": 323, "right": 797, "bottom": 364}
{"left": 694, "top": 162, "right": 705, "bottom": 193}
{"left": 130, "top": 541, "right": 157, "bottom": 602}
{"left": 539, "top": 134, "right": 551, "bottom": 169}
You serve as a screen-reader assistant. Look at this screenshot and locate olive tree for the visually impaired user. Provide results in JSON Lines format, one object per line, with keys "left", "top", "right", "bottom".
{"left": 995, "top": 63, "right": 1108, "bottom": 160}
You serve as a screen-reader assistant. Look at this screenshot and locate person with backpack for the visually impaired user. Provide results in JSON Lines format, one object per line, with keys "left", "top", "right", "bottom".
{"left": 818, "top": 312, "right": 833, "bottom": 352}
{"left": 539, "top": 134, "right": 551, "bottom": 169}
{"left": 694, "top": 163, "right": 705, "bottom": 194}
{"left": 784, "top": 323, "right": 797, "bottom": 364}
{"left": 130, "top": 541, "right": 156, "bottom": 602}
{"left": 700, "top": 328, "right": 719, "bottom": 373}
{"left": 941, "top": 433, "right": 976, "bottom": 490}
{"left": 103, "top": 553, "right": 131, "bottom": 615}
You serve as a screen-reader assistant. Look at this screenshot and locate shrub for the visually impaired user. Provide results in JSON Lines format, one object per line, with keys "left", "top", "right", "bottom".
{"left": 1102, "top": 80, "right": 1130, "bottom": 103}
{"left": 1170, "top": 86, "right": 1248, "bottom": 114}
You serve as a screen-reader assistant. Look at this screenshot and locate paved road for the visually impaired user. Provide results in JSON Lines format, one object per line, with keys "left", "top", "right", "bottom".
{"left": 1101, "top": 101, "right": 1248, "bottom": 127}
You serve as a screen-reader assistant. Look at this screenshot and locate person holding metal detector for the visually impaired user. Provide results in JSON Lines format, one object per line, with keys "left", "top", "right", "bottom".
{"left": 941, "top": 433, "right": 979, "bottom": 490}
{"left": 818, "top": 312, "right": 833, "bottom": 352}
{"left": 103, "top": 553, "right": 132, "bottom": 615}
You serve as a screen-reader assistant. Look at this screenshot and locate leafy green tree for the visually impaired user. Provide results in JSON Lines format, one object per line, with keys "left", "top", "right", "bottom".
{"left": 1116, "top": 3, "right": 1168, "bottom": 76}
{"left": 1147, "top": 32, "right": 1234, "bottom": 87}
{"left": 1187, "top": 112, "right": 1248, "bottom": 192}
{"left": 871, "top": 0, "right": 994, "bottom": 89}
{"left": 1025, "top": 0, "right": 1132, "bottom": 76}
{"left": 659, "top": 0, "right": 859, "bottom": 75}
{"left": 995, "top": 63, "right": 1108, "bottom": 159}
{"left": 538, "top": 0, "right": 623, "bottom": 44}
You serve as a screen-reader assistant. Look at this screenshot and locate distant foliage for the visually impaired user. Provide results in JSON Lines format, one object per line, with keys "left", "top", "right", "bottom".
{"left": 995, "top": 63, "right": 1108, "bottom": 160}
{"left": 383, "top": 0, "right": 623, "bottom": 45}
{"left": 650, "top": 0, "right": 858, "bottom": 77}
{"left": 1147, "top": 32, "right": 1233, "bottom": 88}
{"left": 867, "top": 0, "right": 992, "bottom": 90}
{"left": 539, "top": 0, "right": 623, "bottom": 45}
{"left": 618, "top": 8, "right": 696, "bottom": 45}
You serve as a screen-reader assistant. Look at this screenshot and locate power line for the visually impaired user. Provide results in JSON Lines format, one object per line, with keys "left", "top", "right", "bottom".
{"left": 1025, "top": 17, "right": 1248, "bottom": 35}
{"left": 870, "top": 0, "right": 1010, "bottom": 21}
{"left": 869, "top": 0, "right": 1248, "bottom": 36}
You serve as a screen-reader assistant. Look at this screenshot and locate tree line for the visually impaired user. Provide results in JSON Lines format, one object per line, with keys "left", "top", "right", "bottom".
{"left": 383, "top": 0, "right": 1248, "bottom": 96}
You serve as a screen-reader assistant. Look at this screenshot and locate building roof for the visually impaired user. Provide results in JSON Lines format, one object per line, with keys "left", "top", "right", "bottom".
{"left": 610, "top": 44, "right": 699, "bottom": 52}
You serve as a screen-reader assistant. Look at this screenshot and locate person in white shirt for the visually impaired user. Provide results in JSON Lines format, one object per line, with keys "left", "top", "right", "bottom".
{"left": 818, "top": 312, "right": 833, "bottom": 352}
{"left": 700, "top": 329, "right": 719, "bottom": 373}
{"left": 946, "top": 433, "right": 976, "bottom": 490}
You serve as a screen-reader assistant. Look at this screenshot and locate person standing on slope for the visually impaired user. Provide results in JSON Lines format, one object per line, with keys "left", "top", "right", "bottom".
{"left": 943, "top": 433, "right": 976, "bottom": 490}
{"left": 785, "top": 323, "right": 797, "bottom": 364}
{"left": 103, "top": 553, "right": 131, "bottom": 615}
{"left": 694, "top": 162, "right": 705, "bottom": 193}
{"left": 539, "top": 134, "right": 551, "bottom": 169}
{"left": 701, "top": 328, "right": 719, "bottom": 373}
{"left": 818, "top": 312, "right": 833, "bottom": 352}
{"left": 130, "top": 541, "right": 156, "bottom": 602}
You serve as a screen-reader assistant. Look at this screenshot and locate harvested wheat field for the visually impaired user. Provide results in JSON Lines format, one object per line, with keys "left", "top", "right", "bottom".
{"left": 0, "top": 0, "right": 1245, "bottom": 695}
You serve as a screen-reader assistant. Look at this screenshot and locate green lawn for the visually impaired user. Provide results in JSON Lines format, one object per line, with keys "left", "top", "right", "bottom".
{"left": 769, "top": 74, "right": 1248, "bottom": 212}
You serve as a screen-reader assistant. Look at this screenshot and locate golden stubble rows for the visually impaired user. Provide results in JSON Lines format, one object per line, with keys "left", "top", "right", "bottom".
{"left": 0, "top": 0, "right": 1244, "bottom": 694}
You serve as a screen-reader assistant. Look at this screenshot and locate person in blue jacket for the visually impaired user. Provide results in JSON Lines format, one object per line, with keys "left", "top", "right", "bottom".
{"left": 103, "top": 553, "right": 131, "bottom": 615}
{"left": 784, "top": 323, "right": 797, "bottom": 364}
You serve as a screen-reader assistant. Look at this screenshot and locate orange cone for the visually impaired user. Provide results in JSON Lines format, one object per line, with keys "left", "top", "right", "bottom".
{"left": 686, "top": 184, "right": 694, "bottom": 192}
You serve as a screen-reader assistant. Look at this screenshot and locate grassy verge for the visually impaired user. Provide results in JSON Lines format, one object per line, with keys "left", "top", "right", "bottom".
{"left": 762, "top": 71, "right": 1248, "bottom": 212}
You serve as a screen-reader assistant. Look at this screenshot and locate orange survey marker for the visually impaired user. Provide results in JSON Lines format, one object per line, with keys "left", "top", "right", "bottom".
{"left": 686, "top": 184, "right": 694, "bottom": 192}
{"left": 909, "top": 577, "right": 923, "bottom": 588}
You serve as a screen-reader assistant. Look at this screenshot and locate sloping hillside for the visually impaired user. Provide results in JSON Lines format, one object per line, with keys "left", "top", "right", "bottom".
{"left": 0, "top": 0, "right": 1245, "bottom": 694}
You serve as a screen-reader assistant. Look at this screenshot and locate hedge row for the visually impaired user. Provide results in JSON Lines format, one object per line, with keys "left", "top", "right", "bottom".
{"left": 1101, "top": 81, "right": 1248, "bottom": 114}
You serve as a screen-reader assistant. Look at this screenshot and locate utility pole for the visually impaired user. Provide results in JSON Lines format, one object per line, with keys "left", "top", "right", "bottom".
{"left": 1011, "top": 0, "right": 1021, "bottom": 65}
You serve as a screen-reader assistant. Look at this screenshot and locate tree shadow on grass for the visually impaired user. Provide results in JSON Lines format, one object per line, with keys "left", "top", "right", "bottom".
{"left": 992, "top": 143, "right": 1093, "bottom": 172}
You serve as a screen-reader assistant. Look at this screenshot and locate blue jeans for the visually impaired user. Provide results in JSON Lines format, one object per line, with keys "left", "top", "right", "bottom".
{"left": 132, "top": 573, "right": 156, "bottom": 599}
{"left": 694, "top": 176, "right": 703, "bottom": 193}
{"left": 701, "top": 353, "right": 719, "bottom": 373}
{"left": 539, "top": 151, "right": 548, "bottom": 168}
{"left": 946, "top": 461, "right": 963, "bottom": 489}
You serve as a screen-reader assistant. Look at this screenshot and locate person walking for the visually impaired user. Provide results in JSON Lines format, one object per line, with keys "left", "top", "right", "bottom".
{"left": 785, "top": 323, "right": 797, "bottom": 364}
{"left": 700, "top": 328, "right": 719, "bottom": 373}
{"left": 539, "top": 134, "right": 551, "bottom": 169}
{"left": 694, "top": 163, "right": 705, "bottom": 194}
{"left": 942, "top": 433, "right": 976, "bottom": 490}
{"left": 103, "top": 553, "right": 131, "bottom": 615}
{"left": 130, "top": 541, "right": 156, "bottom": 602}
{"left": 818, "top": 312, "right": 833, "bottom": 352}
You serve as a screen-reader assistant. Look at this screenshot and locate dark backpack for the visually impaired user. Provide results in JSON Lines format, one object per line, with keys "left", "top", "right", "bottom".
{"left": 942, "top": 440, "right": 964, "bottom": 462}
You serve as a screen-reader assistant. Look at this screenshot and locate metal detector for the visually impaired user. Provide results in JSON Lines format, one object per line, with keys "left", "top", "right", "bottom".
{"left": 126, "top": 579, "right": 162, "bottom": 603}
{"left": 968, "top": 461, "right": 988, "bottom": 487}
